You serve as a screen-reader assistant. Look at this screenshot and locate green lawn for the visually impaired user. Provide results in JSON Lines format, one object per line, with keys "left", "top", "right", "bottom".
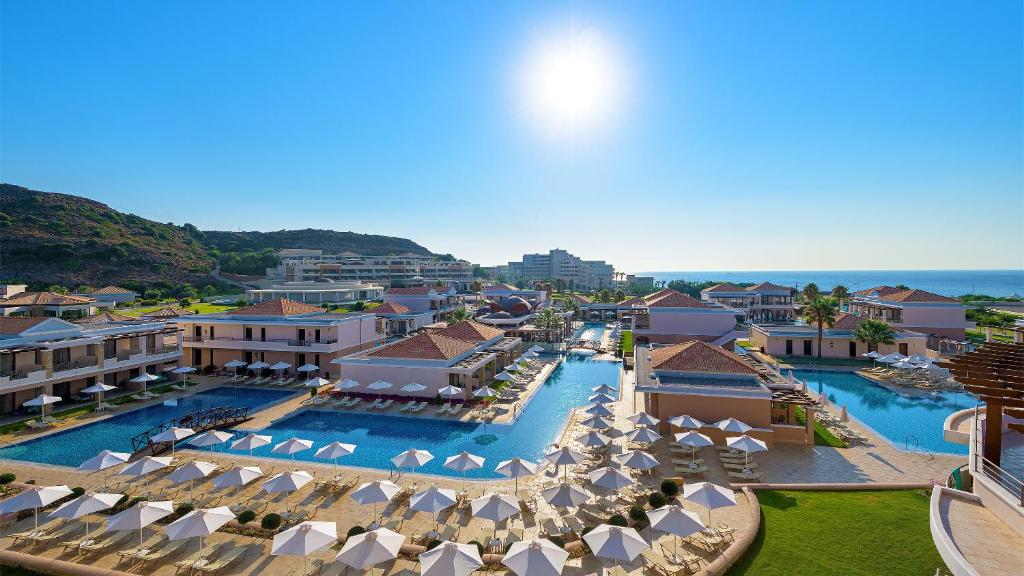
{"left": 727, "top": 490, "right": 944, "bottom": 576}
{"left": 794, "top": 406, "right": 847, "bottom": 448}
{"left": 619, "top": 330, "right": 633, "bottom": 355}
{"left": 0, "top": 383, "right": 176, "bottom": 435}
{"left": 965, "top": 328, "right": 1015, "bottom": 344}
{"left": 121, "top": 302, "right": 237, "bottom": 317}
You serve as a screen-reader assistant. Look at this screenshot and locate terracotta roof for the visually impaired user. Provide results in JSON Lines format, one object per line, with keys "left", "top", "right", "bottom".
{"left": 809, "top": 312, "right": 863, "bottom": 331}
{"left": 227, "top": 298, "right": 324, "bottom": 316}
{"left": 0, "top": 291, "right": 95, "bottom": 306}
{"left": 650, "top": 341, "right": 760, "bottom": 375}
{"left": 703, "top": 283, "right": 747, "bottom": 293}
{"left": 854, "top": 285, "right": 902, "bottom": 297}
{"left": 880, "top": 289, "right": 960, "bottom": 303}
{"left": 745, "top": 282, "right": 791, "bottom": 293}
{"left": 639, "top": 289, "right": 675, "bottom": 304}
{"left": 0, "top": 317, "right": 50, "bottom": 335}
{"left": 373, "top": 302, "right": 412, "bottom": 315}
{"left": 142, "top": 306, "right": 195, "bottom": 318}
{"left": 617, "top": 295, "right": 645, "bottom": 307}
{"left": 76, "top": 311, "right": 138, "bottom": 324}
{"left": 570, "top": 294, "right": 593, "bottom": 304}
{"left": 483, "top": 284, "right": 518, "bottom": 291}
{"left": 435, "top": 320, "right": 505, "bottom": 342}
{"left": 385, "top": 286, "right": 434, "bottom": 296}
{"left": 645, "top": 290, "right": 711, "bottom": 308}
{"left": 94, "top": 286, "right": 135, "bottom": 295}
{"left": 367, "top": 331, "right": 476, "bottom": 360}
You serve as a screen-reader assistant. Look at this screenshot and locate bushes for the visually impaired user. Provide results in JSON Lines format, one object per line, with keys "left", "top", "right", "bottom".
{"left": 660, "top": 478, "right": 680, "bottom": 498}
{"left": 261, "top": 513, "right": 282, "bottom": 531}
{"left": 547, "top": 535, "right": 565, "bottom": 549}
{"left": 467, "top": 540, "right": 485, "bottom": 555}
{"left": 629, "top": 505, "right": 648, "bottom": 524}
{"left": 237, "top": 510, "right": 256, "bottom": 525}
{"left": 71, "top": 487, "right": 86, "bottom": 498}
{"left": 648, "top": 492, "right": 667, "bottom": 508}
{"left": 426, "top": 539, "right": 443, "bottom": 550}
{"left": 608, "top": 514, "right": 629, "bottom": 527}
{"left": 347, "top": 525, "right": 366, "bottom": 538}
{"left": 0, "top": 473, "right": 16, "bottom": 485}
{"left": 175, "top": 503, "right": 194, "bottom": 517}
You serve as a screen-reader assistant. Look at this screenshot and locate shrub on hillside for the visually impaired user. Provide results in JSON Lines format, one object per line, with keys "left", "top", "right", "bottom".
{"left": 261, "top": 513, "right": 282, "bottom": 531}
{"left": 648, "top": 492, "right": 667, "bottom": 508}
{"left": 237, "top": 510, "right": 256, "bottom": 525}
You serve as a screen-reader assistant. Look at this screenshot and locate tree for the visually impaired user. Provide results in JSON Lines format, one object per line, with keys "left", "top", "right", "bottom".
{"left": 598, "top": 289, "right": 610, "bottom": 303}
{"left": 434, "top": 280, "right": 445, "bottom": 288}
{"left": 470, "top": 280, "right": 483, "bottom": 293}
{"left": 614, "top": 289, "right": 625, "bottom": 302}
{"left": 802, "top": 283, "right": 820, "bottom": 302}
{"left": 853, "top": 319, "right": 895, "bottom": 352}
{"left": 831, "top": 284, "right": 849, "bottom": 307}
{"left": 802, "top": 297, "right": 839, "bottom": 358}
{"left": 47, "top": 284, "right": 69, "bottom": 294}
{"left": 143, "top": 288, "right": 162, "bottom": 300}
{"left": 534, "top": 307, "right": 564, "bottom": 330}
{"left": 76, "top": 285, "right": 95, "bottom": 294}
{"left": 448, "top": 306, "right": 472, "bottom": 323}
{"left": 351, "top": 301, "right": 366, "bottom": 311}
{"left": 895, "top": 284, "right": 909, "bottom": 290}
{"left": 201, "top": 285, "right": 217, "bottom": 297}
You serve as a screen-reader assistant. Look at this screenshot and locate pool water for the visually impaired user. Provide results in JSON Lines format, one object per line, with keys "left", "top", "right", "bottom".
{"left": 211, "top": 355, "right": 622, "bottom": 478}
{"left": 793, "top": 370, "right": 976, "bottom": 455}
{"left": 0, "top": 387, "right": 298, "bottom": 467}
{"left": 575, "top": 323, "right": 606, "bottom": 343}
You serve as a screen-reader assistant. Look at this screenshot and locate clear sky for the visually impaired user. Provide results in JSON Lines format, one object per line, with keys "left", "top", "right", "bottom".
{"left": 2, "top": 1, "right": 1022, "bottom": 272}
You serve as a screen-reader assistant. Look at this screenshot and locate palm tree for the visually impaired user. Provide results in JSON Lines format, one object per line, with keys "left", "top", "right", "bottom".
{"left": 470, "top": 280, "right": 483, "bottom": 293}
{"left": 802, "top": 283, "right": 820, "bottom": 303}
{"left": 448, "top": 306, "right": 472, "bottom": 323}
{"left": 802, "top": 297, "right": 839, "bottom": 358}
{"left": 831, "top": 285, "right": 850, "bottom": 309}
{"left": 853, "top": 319, "right": 895, "bottom": 352}
{"left": 535, "top": 307, "right": 564, "bottom": 330}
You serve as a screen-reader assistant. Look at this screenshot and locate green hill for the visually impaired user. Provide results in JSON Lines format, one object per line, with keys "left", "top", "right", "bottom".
{"left": 202, "top": 229, "right": 433, "bottom": 258}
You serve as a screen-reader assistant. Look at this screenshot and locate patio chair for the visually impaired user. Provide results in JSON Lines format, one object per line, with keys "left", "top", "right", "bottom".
{"left": 116, "top": 534, "right": 165, "bottom": 561}
{"left": 377, "top": 399, "right": 394, "bottom": 411}
{"left": 641, "top": 549, "right": 685, "bottom": 576}
{"left": 133, "top": 537, "right": 190, "bottom": 566}
{"left": 10, "top": 519, "right": 60, "bottom": 544}
{"left": 191, "top": 545, "right": 251, "bottom": 576}
{"left": 366, "top": 398, "right": 382, "bottom": 410}
{"left": 174, "top": 542, "right": 225, "bottom": 572}
{"left": 397, "top": 400, "right": 416, "bottom": 412}
{"left": 410, "top": 401, "right": 427, "bottom": 413}
{"left": 79, "top": 530, "right": 134, "bottom": 555}
{"left": 540, "top": 518, "right": 562, "bottom": 537}
{"left": 346, "top": 398, "right": 363, "bottom": 408}
{"left": 26, "top": 521, "right": 82, "bottom": 546}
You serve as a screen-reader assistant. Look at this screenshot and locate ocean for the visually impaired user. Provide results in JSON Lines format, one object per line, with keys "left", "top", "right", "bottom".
{"left": 636, "top": 270, "right": 1024, "bottom": 298}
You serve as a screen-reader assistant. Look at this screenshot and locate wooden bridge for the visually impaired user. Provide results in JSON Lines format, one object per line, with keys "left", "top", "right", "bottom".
{"left": 130, "top": 406, "right": 251, "bottom": 457}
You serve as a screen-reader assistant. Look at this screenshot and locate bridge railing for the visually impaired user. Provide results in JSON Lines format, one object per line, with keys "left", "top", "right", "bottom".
{"left": 130, "top": 406, "right": 250, "bottom": 454}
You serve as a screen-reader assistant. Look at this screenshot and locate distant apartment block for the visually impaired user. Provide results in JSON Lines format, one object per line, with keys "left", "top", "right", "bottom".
{"left": 849, "top": 286, "right": 967, "bottom": 340}
{"left": 382, "top": 285, "right": 465, "bottom": 324}
{"left": 265, "top": 250, "right": 475, "bottom": 288}
{"left": 246, "top": 280, "right": 384, "bottom": 306}
{"left": 701, "top": 282, "right": 797, "bottom": 322}
{"left": 495, "top": 249, "right": 615, "bottom": 290}
{"left": 623, "top": 289, "right": 742, "bottom": 345}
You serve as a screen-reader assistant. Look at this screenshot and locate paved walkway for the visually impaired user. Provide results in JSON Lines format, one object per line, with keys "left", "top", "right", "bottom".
{"left": 937, "top": 493, "right": 1024, "bottom": 575}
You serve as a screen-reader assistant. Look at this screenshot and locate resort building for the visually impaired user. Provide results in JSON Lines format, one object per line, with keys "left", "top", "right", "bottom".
{"left": 0, "top": 316, "right": 182, "bottom": 415}
{"left": 382, "top": 285, "right": 465, "bottom": 323}
{"left": 0, "top": 291, "right": 113, "bottom": 319}
{"left": 141, "top": 306, "right": 196, "bottom": 319}
{"left": 173, "top": 299, "right": 385, "bottom": 378}
{"left": 634, "top": 340, "right": 818, "bottom": 447}
{"left": 497, "top": 249, "right": 616, "bottom": 290}
{"left": 335, "top": 321, "right": 523, "bottom": 400}
{"left": 245, "top": 280, "right": 384, "bottom": 306}
{"left": 849, "top": 286, "right": 967, "bottom": 341}
{"left": 265, "top": 250, "right": 475, "bottom": 288}
{"left": 72, "top": 285, "right": 139, "bottom": 304}
{"left": 373, "top": 302, "right": 434, "bottom": 337}
{"left": 748, "top": 312, "right": 928, "bottom": 358}
{"left": 700, "top": 282, "right": 797, "bottom": 322}
{"left": 623, "top": 289, "right": 743, "bottom": 346}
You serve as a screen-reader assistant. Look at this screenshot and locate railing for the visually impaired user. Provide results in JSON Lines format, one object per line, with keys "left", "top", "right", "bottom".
{"left": 973, "top": 405, "right": 1024, "bottom": 507}
{"left": 52, "top": 357, "right": 99, "bottom": 373}
{"left": 130, "top": 405, "right": 251, "bottom": 455}
{"left": 0, "top": 365, "right": 45, "bottom": 380}
{"left": 183, "top": 336, "right": 337, "bottom": 346}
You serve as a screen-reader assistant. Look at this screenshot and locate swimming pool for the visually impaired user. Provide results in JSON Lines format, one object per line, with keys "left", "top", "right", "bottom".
{"left": 575, "top": 322, "right": 607, "bottom": 343}
{"left": 209, "top": 355, "right": 622, "bottom": 478}
{"left": 0, "top": 387, "right": 299, "bottom": 467}
{"left": 793, "top": 370, "right": 976, "bottom": 455}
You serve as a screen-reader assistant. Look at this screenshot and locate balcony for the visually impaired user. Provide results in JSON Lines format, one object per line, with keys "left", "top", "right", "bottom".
{"left": 180, "top": 335, "right": 343, "bottom": 352}
{"left": 103, "top": 345, "right": 181, "bottom": 369}
{"left": 0, "top": 365, "right": 47, "bottom": 388}
{"left": 52, "top": 357, "right": 101, "bottom": 379}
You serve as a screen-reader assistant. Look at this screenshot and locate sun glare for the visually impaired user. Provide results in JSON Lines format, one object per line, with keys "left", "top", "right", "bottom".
{"left": 519, "top": 26, "right": 623, "bottom": 139}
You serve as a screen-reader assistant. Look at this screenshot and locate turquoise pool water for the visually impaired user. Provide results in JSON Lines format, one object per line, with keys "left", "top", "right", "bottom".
{"left": 0, "top": 387, "right": 299, "bottom": 467}
{"left": 793, "top": 370, "right": 976, "bottom": 455}
{"left": 209, "top": 355, "right": 621, "bottom": 478}
{"left": 575, "top": 322, "right": 606, "bottom": 342}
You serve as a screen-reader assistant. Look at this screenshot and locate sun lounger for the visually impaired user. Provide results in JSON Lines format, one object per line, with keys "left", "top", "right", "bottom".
{"left": 410, "top": 401, "right": 427, "bottom": 413}
{"left": 116, "top": 534, "right": 165, "bottom": 560}
{"left": 436, "top": 403, "right": 451, "bottom": 415}
{"left": 398, "top": 400, "right": 416, "bottom": 412}
{"left": 377, "top": 399, "right": 394, "bottom": 411}
{"left": 133, "top": 538, "right": 190, "bottom": 565}
{"left": 659, "top": 543, "right": 703, "bottom": 572}
{"left": 434, "top": 524, "right": 458, "bottom": 542}
{"left": 642, "top": 549, "right": 686, "bottom": 576}
{"left": 27, "top": 522, "right": 82, "bottom": 546}
{"left": 563, "top": 516, "right": 585, "bottom": 534}
{"left": 191, "top": 545, "right": 251, "bottom": 575}
{"left": 10, "top": 519, "right": 60, "bottom": 543}
{"left": 79, "top": 530, "right": 134, "bottom": 555}
{"left": 726, "top": 470, "right": 759, "bottom": 482}
{"left": 448, "top": 404, "right": 465, "bottom": 417}
{"left": 721, "top": 462, "right": 757, "bottom": 471}
{"left": 541, "top": 518, "right": 562, "bottom": 537}
{"left": 24, "top": 419, "right": 53, "bottom": 430}
{"left": 174, "top": 542, "right": 225, "bottom": 572}
{"left": 347, "top": 398, "right": 363, "bottom": 408}
{"left": 366, "top": 398, "right": 382, "bottom": 409}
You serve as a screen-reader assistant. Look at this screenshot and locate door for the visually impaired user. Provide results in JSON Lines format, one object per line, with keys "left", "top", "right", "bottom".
{"left": 260, "top": 328, "right": 266, "bottom": 342}
{"left": 785, "top": 339, "right": 793, "bottom": 355}
{"left": 297, "top": 353, "right": 306, "bottom": 367}
{"left": 803, "top": 340, "right": 813, "bottom": 355}
{"left": 297, "top": 329, "right": 306, "bottom": 344}
{"left": 193, "top": 325, "right": 201, "bottom": 339}
{"left": 899, "top": 343, "right": 908, "bottom": 355}
{"left": 849, "top": 342, "right": 857, "bottom": 357}
{"left": 314, "top": 329, "right": 321, "bottom": 343}
{"left": 244, "top": 327, "right": 253, "bottom": 341}
{"left": 192, "top": 349, "right": 202, "bottom": 366}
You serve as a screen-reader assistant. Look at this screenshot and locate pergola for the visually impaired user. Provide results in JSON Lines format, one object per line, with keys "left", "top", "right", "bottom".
{"left": 939, "top": 342, "right": 1023, "bottom": 467}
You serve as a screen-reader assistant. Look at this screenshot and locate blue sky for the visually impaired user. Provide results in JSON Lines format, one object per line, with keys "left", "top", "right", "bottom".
{"left": 2, "top": 1, "right": 1022, "bottom": 272}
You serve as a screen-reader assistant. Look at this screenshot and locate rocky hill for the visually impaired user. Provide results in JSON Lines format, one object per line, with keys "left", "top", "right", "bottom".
{"left": 202, "top": 229, "right": 433, "bottom": 257}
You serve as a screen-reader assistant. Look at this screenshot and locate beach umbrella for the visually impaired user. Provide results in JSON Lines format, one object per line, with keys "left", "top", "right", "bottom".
{"left": 627, "top": 412, "right": 660, "bottom": 427}
{"left": 130, "top": 373, "right": 160, "bottom": 397}
{"left": 223, "top": 359, "right": 246, "bottom": 377}
{"left": 494, "top": 372, "right": 514, "bottom": 381}
{"left": 167, "top": 461, "right": 218, "bottom": 501}
{"left": 230, "top": 432, "right": 272, "bottom": 462}
{"left": 626, "top": 427, "right": 662, "bottom": 444}
{"left": 668, "top": 415, "right": 705, "bottom": 430}
{"left": 613, "top": 450, "right": 660, "bottom": 471}
{"left": 304, "top": 376, "right": 330, "bottom": 388}
{"left": 336, "top": 379, "right": 361, "bottom": 391}
{"left": 544, "top": 446, "right": 586, "bottom": 480}
{"left": 674, "top": 431, "right": 713, "bottom": 460}
{"left": 247, "top": 361, "right": 270, "bottom": 371}
{"left": 592, "top": 384, "right": 616, "bottom": 394}
{"left": 49, "top": 492, "right": 123, "bottom": 536}
{"left": 647, "top": 505, "right": 705, "bottom": 559}
{"left": 0, "top": 485, "right": 73, "bottom": 528}
{"left": 584, "top": 403, "right": 615, "bottom": 418}
{"left": 604, "top": 427, "right": 626, "bottom": 440}
{"left": 580, "top": 415, "right": 614, "bottom": 430}
{"left": 401, "top": 382, "right": 427, "bottom": 393}
{"left": 589, "top": 392, "right": 616, "bottom": 404}
{"left": 525, "top": 350, "right": 540, "bottom": 358}
{"left": 297, "top": 363, "right": 319, "bottom": 372}
{"left": 420, "top": 541, "right": 483, "bottom": 576}
{"left": 81, "top": 383, "right": 117, "bottom": 408}
{"left": 336, "top": 528, "right": 405, "bottom": 572}
{"left": 212, "top": 466, "right": 263, "bottom": 490}
{"left": 584, "top": 524, "right": 649, "bottom": 575}
{"left": 106, "top": 500, "right": 174, "bottom": 547}
{"left": 541, "top": 483, "right": 592, "bottom": 508}
{"left": 504, "top": 363, "right": 519, "bottom": 372}
{"left": 118, "top": 456, "right": 173, "bottom": 478}
{"left": 171, "top": 366, "right": 196, "bottom": 386}
{"left": 188, "top": 430, "right": 234, "bottom": 452}
{"left": 473, "top": 386, "right": 498, "bottom": 398}
{"left": 350, "top": 480, "right": 402, "bottom": 525}
{"left": 862, "top": 351, "right": 882, "bottom": 359}
{"left": 262, "top": 471, "right": 314, "bottom": 494}
{"left": 23, "top": 394, "right": 61, "bottom": 421}
{"left": 588, "top": 467, "right": 634, "bottom": 490}
{"left": 269, "top": 361, "right": 292, "bottom": 372}
{"left": 272, "top": 437, "right": 314, "bottom": 461}
{"left": 495, "top": 457, "right": 539, "bottom": 494}
{"left": 726, "top": 435, "right": 768, "bottom": 470}
{"left": 410, "top": 485, "right": 457, "bottom": 537}
{"left": 907, "top": 353, "right": 931, "bottom": 364}
{"left": 165, "top": 506, "right": 234, "bottom": 552}
{"left": 471, "top": 492, "right": 521, "bottom": 540}
{"left": 79, "top": 450, "right": 130, "bottom": 488}
{"left": 877, "top": 352, "right": 905, "bottom": 364}
{"left": 893, "top": 359, "right": 917, "bottom": 369}
{"left": 272, "top": 521, "right": 337, "bottom": 574}
{"left": 576, "top": 430, "right": 611, "bottom": 448}
{"left": 502, "top": 539, "right": 569, "bottom": 576}
{"left": 439, "top": 385, "right": 463, "bottom": 399}
{"left": 444, "top": 451, "right": 485, "bottom": 490}
{"left": 391, "top": 449, "right": 434, "bottom": 474}
{"left": 367, "top": 380, "right": 392, "bottom": 399}
{"left": 150, "top": 426, "right": 195, "bottom": 454}
{"left": 714, "top": 418, "right": 752, "bottom": 434}
{"left": 682, "top": 482, "right": 737, "bottom": 524}
{"left": 315, "top": 441, "right": 356, "bottom": 471}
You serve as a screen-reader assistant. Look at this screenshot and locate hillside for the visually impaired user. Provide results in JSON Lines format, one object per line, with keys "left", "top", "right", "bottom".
{"left": 202, "top": 229, "right": 433, "bottom": 257}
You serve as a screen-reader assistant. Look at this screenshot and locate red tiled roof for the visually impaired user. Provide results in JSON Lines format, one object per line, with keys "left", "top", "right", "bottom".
{"left": 385, "top": 286, "right": 434, "bottom": 296}
{"left": 373, "top": 302, "right": 412, "bottom": 315}
{"left": 0, "top": 317, "right": 50, "bottom": 335}
{"left": 644, "top": 290, "right": 710, "bottom": 308}
{"left": 483, "top": 284, "right": 517, "bottom": 291}
{"left": 809, "top": 312, "right": 863, "bottom": 331}
{"left": 617, "top": 295, "right": 645, "bottom": 307}
{"left": 881, "top": 289, "right": 960, "bottom": 303}
{"left": 94, "top": 286, "right": 135, "bottom": 295}
{"left": 227, "top": 298, "right": 324, "bottom": 316}
{"left": 703, "top": 283, "right": 746, "bottom": 293}
{"left": 854, "top": 285, "right": 902, "bottom": 297}
{"left": 76, "top": 311, "right": 137, "bottom": 324}
{"left": 650, "top": 341, "right": 759, "bottom": 374}
{"left": 367, "top": 331, "right": 476, "bottom": 360}
{"left": 570, "top": 294, "right": 593, "bottom": 304}
{"left": 142, "top": 306, "right": 195, "bottom": 318}
{"left": 435, "top": 320, "right": 505, "bottom": 342}
{"left": 0, "top": 291, "right": 95, "bottom": 306}
{"left": 745, "top": 282, "right": 791, "bottom": 292}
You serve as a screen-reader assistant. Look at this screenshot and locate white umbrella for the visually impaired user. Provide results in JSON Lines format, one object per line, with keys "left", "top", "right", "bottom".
{"left": 893, "top": 360, "right": 917, "bottom": 369}
{"left": 502, "top": 539, "right": 569, "bottom": 576}
{"left": 541, "top": 483, "right": 591, "bottom": 508}
{"left": 576, "top": 430, "right": 611, "bottom": 448}
{"left": 524, "top": 350, "right": 540, "bottom": 358}
{"left": 494, "top": 372, "right": 514, "bottom": 381}
{"left": 668, "top": 415, "right": 705, "bottom": 430}
{"left": 504, "top": 363, "right": 519, "bottom": 372}
{"left": 613, "top": 450, "right": 660, "bottom": 471}
{"left": 223, "top": 360, "right": 246, "bottom": 368}
{"left": 23, "top": 394, "right": 61, "bottom": 421}
{"left": 401, "top": 382, "right": 427, "bottom": 393}
{"left": 471, "top": 492, "right": 521, "bottom": 541}
{"left": 584, "top": 524, "right": 649, "bottom": 574}
{"left": 272, "top": 437, "right": 314, "bottom": 461}
{"left": 272, "top": 520, "right": 337, "bottom": 574}
{"left": 315, "top": 441, "right": 356, "bottom": 471}
{"left": 79, "top": 449, "right": 130, "bottom": 488}
{"left": 420, "top": 541, "right": 483, "bottom": 576}
{"left": 230, "top": 432, "right": 272, "bottom": 461}
{"left": 247, "top": 361, "right": 270, "bottom": 371}
{"left": 304, "top": 376, "right": 331, "bottom": 388}
{"left": 714, "top": 418, "right": 752, "bottom": 434}
{"left": 627, "top": 412, "right": 660, "bottom": 427}
{"left": 351, "top": 480, "right": 402, "bottom": 526}
{"left": 444, "top": 451, "right": 485, "bottom": 489}
{"left": 682, "top": 482, "right": 737, "bottom": 524}
{"left": 647, "top": 504, "right": 705, "bottom": 558}
{"left": 588, "top": 467, "right": 634, "bottom": 490}
{"left": 409, "top": 486, "right": 457, "bottom": 537}
{"left": 188, "top": 430, "right": 234, "bottom": 452}
{"left": 438, "top": 385, "right": 463, "bottom": 399}
{"left": 118, "top": 456, "right": 173, "bottom": 478}
{"left": 150, "top": 426, "right": 195, "bottom": 454}
{"left": 473, "top": 386, "right": 498, "bottom": 398}
{"left": 862, "top": 351, "right": 882, "bottom": 359}
{"left": 336, "top": 528, "right": 405, "bottom": 572}
{"left": 0, "top": 485, "right": 73, "bottom": 528}
{"left": 49, "top": 492, "right": 123, "bottom": 537}
{"left": 592, "top": 384, "right": 616, "bottom": 394}
{"left": 626, "top": 427, "right": 662, "bottom": 444}
{"left": 675, "top": 431, "right": 713, "bottom": 460}
{"left": 580, "top": 415, "right": 614, "bottom": 430}
{"left": 584, "top": 403, "right": 615, "bottom": 418}
{"left": 81, "top": 383, "right": 117, "bottom": 408}
{"left": 212, "top": 466, "right": 263, "bottom": 490}
{"left": 297, "top": 364, "right": 319, "bottom": 373}
{"left": 367, "top": 380, "right": 392, "bottom": 391}
{"left": 907, "top": 353, "right": 931, "bottom": 364}
{"left": 336, "top": 379, "right": 361, "bottom": 391}
{"left": 269, "top": 361, "right": 292, "bottom": 371}
{"left": 589, "top": 392, "right": 616, "bottom": 404}
{"left": 545, "top": 446, "right": 586, "bottom": 480}
{"left": 726, "top": 434, "right": 768, "bottom": 470}
{"left": 130, "top": 373, "right": 160, "bottom": 398}
{"left": 171, "top": 366, "right": 196, "bottom": 385}
{"left": 167, "top": 461, "right": 219, "bottom": 500}
{"left": 165, "top": 506, "right": 234, "bottom": 552}
{"left": 391, "top": 449, "right": 434, "bottom": 473}
{"left": 495, "top": 457, "right": 539, "bottom": 494}
{"left": 106, "top": 500, "right": 174, "bottom": 547}
{"left": 262, "top": 471, "right": 314, "bottom": 494}
{"left": 877, "top": 352, "right": 906, "bottom": 364}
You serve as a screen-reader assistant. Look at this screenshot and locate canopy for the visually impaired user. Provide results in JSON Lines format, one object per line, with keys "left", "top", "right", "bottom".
{"left": 172, "top": 366, "right": 196, "bottom": 374}
{"left": 106, "top": 500, "right": 174, "bottom": 532}
{"left": 494, "top": 372, "right": 514, "bottom": 381}
{"left": 419, "top": 541, "right": 483, "bottom": 576}
{"left": 627, "top": 412, "right": 660, "bottom": 427}
{"left": 189, "top": 430, "right": 234, "bottom": 448}
{"left": 304, "top": 377, "right": 330, "bottom": 388}
{"left": 495, "top": 457, "right": 540, "bottom": 478}
{"left": 589, "top": 393, "right": 616, "bottom": 404}
{"left": 165, "top": 506, "right": 234, "bottom": 546}
{"left": 350, "top": 480, "right": 402, "bottom": 506}
{"left": 409, "top": 485, "right": 457, "bottom": 513}
{"left": 272, "top": 437, "right": 314, "bottom": 456}
{"left": 336, "top": 379, "right": 361, "bottom": 390}
{"left": 261, "top": 471, "right": 314, "bottom": 494}
{"left": 580, "top": 415, "right": 614, "bottom": 430}
{"left": 79, "top": 450, "right": 130, "bottom": 472}
{"left": 0, "top": 485, "right": 73, "bottom": 527}
{"left": 714, "top": 418, "right": 752, "bottom": 434}
{"left": 682, "top": 482, "right": 737, "bottom": 522}
{"left": 50, "top": 492, "right": 123, "bottom": 521}
{"left": 269, "top": 362, "right": 292, "bottom": 370}
{"left": 438, "top": 385, "right": 463, "bottom": 398}
{"left": 502, "top": 539, "right": 569, "bottom": 576}
{"left": 272, "top": 521, "right": 337, "bottom": 556}
{"left": 315, "top": 441, "right": 356, "bottom": 461}
{"left": 151, "top": 426, "right": 194, "bottom": 444}
{"left": 613, "top": 450, "right": 660, "bottom": 470}
{"left": 626, "top": 427, "right": 662, "bottom": 444}
{"left": 391, "top": 449, "right": 434, "bottom": 470}
{"left": 231, "top": 432, "right": 271, "bottom": 452}
{"left": 862, "top": 351, "right": 882, "bottom": 359}
{"left": 583, "top": 524, "right": 649, "bottom": 562}
{"left": 223, "top": 360, "right": 246, "bottom": 368}
{"left": 592, "top": 384, "right": 616, "bottom": 394}
{"left": 212, "top": 466, "right": 263, "bottom": 489}
{"left": 24, "top": 394, "right": 61, "bottom": 407}
{"left": 877, "top": 352, "right": 907, "bottom": 364}
{"left": 296, "top": 364, "right": 319, "bottom": 372}
{"left": 401, "top": 382, "right": 427, "bottom": 393}
{"left": 541, "top": 483, "right": 591, "bottom": 508}
{"left": 473, "top": 386, "right": 498, "bottom": 398}
{"left": 129, "top": 373, "right": 159, "bottom": 383}
{"left": 668, "top": 415, "right": 705, "bottom": 430}
{"left": 168, "top": 461, "right": 218, "bottom": 484}
{"left": 118, "top": 456, "right": 173, "bottom": 477}
{"left": 335, "top": 528, "right": 405, "bottom": 570}
{"left": 647, "top": 505, "right": 705, "bottom": 538}
{"left": 444, "top": 451, "right": 485, "bottom": 473}
{"left": 576, "top": 430, "right": 611, "bottom": 448}
{"left": 247, "top": 361, "right": 270, "bottom": 370}
{"left": 584, "top": 403, "right": 615, "bottom": 418}
{"left": 81, "top": 383, "right": 117, "bottom": 394}
{"left": 726, "top": 434, "right": 768, "bottom": 454}
{"left": 545, "top": 446, "right": 586, "bottom": 467}
{"left": 367, "top": 380, "right": 393, "bottom": 391}
{"left": 588, "top": 467, "right": 634, "bottom": 490}
{"left": 470, "top": 492, "right": 520, "bottom": 523}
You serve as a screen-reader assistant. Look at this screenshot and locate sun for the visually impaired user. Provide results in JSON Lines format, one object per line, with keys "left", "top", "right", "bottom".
{"left": 519, "top": 25, "right": 623, "bottom": 139}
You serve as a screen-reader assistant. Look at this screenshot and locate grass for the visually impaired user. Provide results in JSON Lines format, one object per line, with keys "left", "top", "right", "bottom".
{"left": 0, "top": 383, "right": 176, "bottom": 435}
{"left": 965, "top": 328, "right": 1015, "bottom": 344}
{"left": 794, "top": 406, "right": 847, "bottom": 448}
{"left": 727, "top": 490, "right": 945, "bottom": 576}
{"left": 121, "top": 302, "right": 237, "bottom": 316}
{"left": 619, "top": 330, "right": 633, "bottom": 355}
